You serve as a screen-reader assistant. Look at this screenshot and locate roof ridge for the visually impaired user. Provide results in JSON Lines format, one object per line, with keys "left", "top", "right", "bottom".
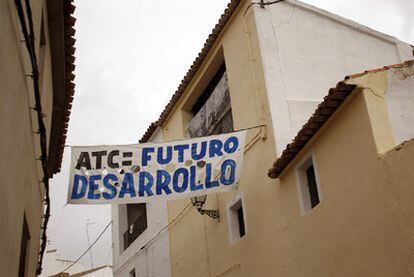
{"left": 345, "top": 60, "right": 414, "bottom": 80}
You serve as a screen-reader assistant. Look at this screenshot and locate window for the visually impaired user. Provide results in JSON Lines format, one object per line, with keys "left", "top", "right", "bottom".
{"left": 227, "top": 194, "right": 247, "bottom": 242}
{"left": 129, "top": 268, "right": 136, "bottom": 277}
{"left": 296, "top": 156, "right": 321, "bottom": 214}
{"left": 123, "top": 204, "right": 147, "bottom": 250}
{"left": 18, "top": 215, "right": 30, "bottom": 277}
{"left": 188, "top": 62, "right": 233, "bottom": 138}
{"left": 38, "top": 12, "right": 47, "bottom": 94}
{"left": 236, "top": 205, "right": 246, "bottom": 237}
{"left": 39, "top": 13, "right": 46, "bottom": 47}
{"left": 306, "top": 164, "right": 320, "bottom": 208}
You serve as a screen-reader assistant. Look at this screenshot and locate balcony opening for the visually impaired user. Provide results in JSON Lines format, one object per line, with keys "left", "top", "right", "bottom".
{"left": 123, "top": 204, "right": 147, "bottom": 250}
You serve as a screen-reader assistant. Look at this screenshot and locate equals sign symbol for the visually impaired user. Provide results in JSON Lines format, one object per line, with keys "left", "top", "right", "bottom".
{"left": 122, "top": 152, "right": 133, "bottom": 166}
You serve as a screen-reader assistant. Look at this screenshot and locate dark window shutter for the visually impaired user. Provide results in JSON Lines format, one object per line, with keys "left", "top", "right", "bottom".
{"left": 306, "top": 165, "right": 320, "bottom": 208}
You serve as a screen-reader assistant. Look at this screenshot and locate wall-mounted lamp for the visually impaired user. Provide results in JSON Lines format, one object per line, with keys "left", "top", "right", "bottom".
{"left": 191, "top": 195, "right": 220, "bottom": 221}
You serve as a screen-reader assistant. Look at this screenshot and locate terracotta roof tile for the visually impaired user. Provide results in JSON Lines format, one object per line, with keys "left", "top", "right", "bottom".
{"left": 139, "top": 121, "right": 160, "bottom": 143}
{"left": 48, "top": 0, "right": 77, "bottom": 176}
{"left": 345, "top": 60, "right": 413, "bottom": 80}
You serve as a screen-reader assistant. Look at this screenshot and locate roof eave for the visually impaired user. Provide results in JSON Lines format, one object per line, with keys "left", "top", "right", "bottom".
{"left": 46, "top": 0, "right": 76, "bottom": 177}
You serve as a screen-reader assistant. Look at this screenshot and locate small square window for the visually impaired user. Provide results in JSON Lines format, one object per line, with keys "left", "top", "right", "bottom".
{"left": 296, "top": 155, "right": 321, "bottom": 214}
{"left": 227, "top": 194, "right": 247, "bottom": 242}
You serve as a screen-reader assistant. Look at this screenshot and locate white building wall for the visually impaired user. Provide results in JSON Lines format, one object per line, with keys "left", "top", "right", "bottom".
{"left": 385, "top": 63, "right": 414, "bottom": 146}
{"left": 253, "top": 0, "right": 413, "bottom": 156}
{"left": 112, "top": 128, "right": 172, "bottom": 277}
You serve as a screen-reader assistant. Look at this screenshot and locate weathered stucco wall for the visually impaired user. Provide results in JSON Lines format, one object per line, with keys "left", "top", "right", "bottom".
{"left": 379, "top": 139, "right": 414, "bottom": 275}
{"left": 345, "top": 62, "right": 414, "bottom": 154}
{"left": 384, "top": 63, "right": 414, "bottom": 145}
{"left": 278, "top": 83, "right": 414, "bottom": 276}
{"left": 254, "top": 0, "right": 414, "bottom": 156}
{"left": 112, "top": 129, "right": 172, "bottom": 277}
{"left": 0, "top": 0, "right": 55, "bottom": 276}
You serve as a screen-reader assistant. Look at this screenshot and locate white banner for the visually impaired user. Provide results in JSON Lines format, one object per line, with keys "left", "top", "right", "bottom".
{"left": 67, "top": 130, "right": 247, "bottom": 204}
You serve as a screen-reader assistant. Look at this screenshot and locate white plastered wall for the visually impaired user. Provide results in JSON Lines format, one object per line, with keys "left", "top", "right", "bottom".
{"left": 253, "top": 0, "right": 413, "bottom": 156}
{"left": 111, "top": 128, "right": 172, "bottom": 277}
{"left": 385, "top": 64, "right": 414, "bottom": 145}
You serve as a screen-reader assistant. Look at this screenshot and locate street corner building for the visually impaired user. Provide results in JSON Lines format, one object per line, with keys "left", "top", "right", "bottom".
{"left": 0, "top": 0, "right": 76, "bottom": 276}
{"left": 109, "top": 1, "right": 414, "bottom": 277}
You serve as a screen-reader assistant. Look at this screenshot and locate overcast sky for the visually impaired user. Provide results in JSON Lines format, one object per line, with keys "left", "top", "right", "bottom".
{"left": 48, "top": 0, "right": 414, "bottom": 270}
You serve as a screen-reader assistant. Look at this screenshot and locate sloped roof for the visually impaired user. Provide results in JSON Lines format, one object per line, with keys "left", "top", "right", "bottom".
{"left": 47, "top": 0, "right": 77, "bottom": 176}
{"left": 268, "top": 60, "right": 414, "bottom": 178}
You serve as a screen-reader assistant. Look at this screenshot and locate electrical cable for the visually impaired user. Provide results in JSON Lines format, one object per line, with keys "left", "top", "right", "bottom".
{"left": 14, "top": 0, "right": 51, "bottom": 274}
{"left": 114, "top": 203, "right": 192, "bottom": 274}
{"left": 141, "top": 203, "right": 191, "bottom": 250}
{"left": 261, "top": 0, "right": 287, "bottom": 6}
{"left": 244, "top": 0, "right": 287, "bottom": 16}
{"left": 60, "top": 220, "right": 113, "bottom": 273}
{"left": 105, "top": 243, "right": 114, "bottom": 265}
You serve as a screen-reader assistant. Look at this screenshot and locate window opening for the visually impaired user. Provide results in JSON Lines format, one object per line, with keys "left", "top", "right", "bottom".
{"left": 228, "top": 196, "right": 246, "bottom": 242}
{"left": 188, "top": 62, "right": 233, "bottom": 138}
{"left": 40, "top": 13, "right": 46, "bottom": 46}
{"left": 192, "top": 63, "right": 227, "bottom": 115}
{"left": 18, "top": 215, "right": 30, "bottom": 277}
{"left": 297, "top": 156, "right": 321, "bottom": 214}
{"left": 306, "top": 164, "right": 320, "bottom": 208}
{"left": 237, "top": 206, "right": 246, "bottom": 238}
{"left": 38, "top": 12, "right": 47, "bottom": 92}
{"left": 123, "top": 204, "right": 147, "bottom": 250}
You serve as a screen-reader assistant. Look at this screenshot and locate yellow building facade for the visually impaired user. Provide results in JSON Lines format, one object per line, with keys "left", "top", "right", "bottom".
{"left": 0, "top": 0, "right": 75, "bottom": 276}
